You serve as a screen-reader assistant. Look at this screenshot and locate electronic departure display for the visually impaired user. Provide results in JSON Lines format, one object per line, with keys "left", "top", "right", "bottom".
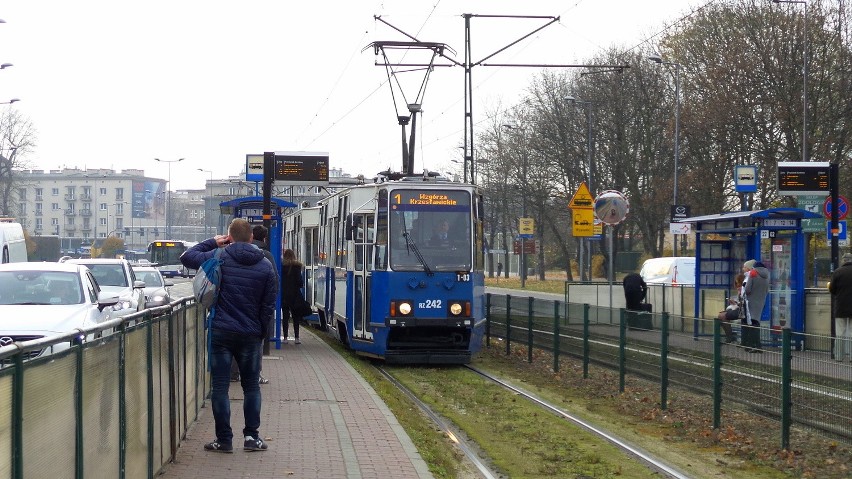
{"left": 271, "top": 152, "right": 329, "bottom": 186}
{"left": 777, "top": 161, "right": 830, "bottom": 195}
{"left": 391, "top": 189, "right": 470, "bottom": 211}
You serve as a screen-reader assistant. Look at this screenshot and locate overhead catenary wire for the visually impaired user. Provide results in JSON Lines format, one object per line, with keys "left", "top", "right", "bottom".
{"left": 415, "top": 0, "right": 719, "bottom": 162}
{"left": 303, "top": 1, "right": 721, "bottom": 170}
{"left": 294, "top": 29, "right": 372, "bottom": 146}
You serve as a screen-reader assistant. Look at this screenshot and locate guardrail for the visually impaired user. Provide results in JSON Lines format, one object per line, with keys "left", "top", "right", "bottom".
{"left": 0, "top": 297, "right": 206, "bottom": 479}
{"left": 486, "top": 292, "right": 852, "bottom": 449}
{"left": 564, "top": 282, "right": 835, "bottom": 343}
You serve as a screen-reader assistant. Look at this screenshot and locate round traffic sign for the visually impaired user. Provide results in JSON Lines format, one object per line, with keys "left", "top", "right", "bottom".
{"left": 823, "top": 195, "right": 849, "bottom": 220}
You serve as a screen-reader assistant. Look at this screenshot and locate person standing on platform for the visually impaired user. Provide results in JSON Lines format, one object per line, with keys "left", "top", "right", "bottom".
{"left": 622, "top": 272, "right": 647, "bottom": 310}
{"left": 181, "top": 218, "right": 277, "bottom": 453}
{"left": 230, "top": 224, "right": 277, "bottom": 384}
{"left": 828, "top": 253, "right": 852, "bottom": 362}
{"left": 741, "top": 259, "right": 770, "bottom": 353}
{"left": 281, "top": 248, "right": 305, "bottom": 344}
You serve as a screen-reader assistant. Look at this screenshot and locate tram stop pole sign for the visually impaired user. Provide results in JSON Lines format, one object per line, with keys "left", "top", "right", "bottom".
{"left": 518, "top": 217, "right": 535, "bottom": 238}
{"left": 569, "top": 182, "right": 595, "bottom": 237}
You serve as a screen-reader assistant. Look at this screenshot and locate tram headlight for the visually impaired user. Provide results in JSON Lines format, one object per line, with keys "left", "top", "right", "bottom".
{"left": 448, "top": 301, "right": 470, "bottom": 317}
{"left": 391, "top": 300, "right": 414, "bottom": 316}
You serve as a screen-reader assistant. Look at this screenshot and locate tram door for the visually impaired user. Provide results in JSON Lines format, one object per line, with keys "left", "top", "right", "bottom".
{"left": 351, "top": 213, "right": 374, "bottom": 341}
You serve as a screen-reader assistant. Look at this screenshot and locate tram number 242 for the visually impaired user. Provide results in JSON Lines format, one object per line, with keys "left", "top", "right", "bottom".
{"left": 420, "top": 299, "right": 443, "bottom": 309}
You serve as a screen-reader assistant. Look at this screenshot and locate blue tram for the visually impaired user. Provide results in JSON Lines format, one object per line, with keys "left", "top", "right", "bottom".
{"left": 284, "top": 173, "right": 486, "bottom": 363}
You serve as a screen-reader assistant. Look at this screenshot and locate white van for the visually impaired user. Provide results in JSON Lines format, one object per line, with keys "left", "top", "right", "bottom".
{"left": 0, "top": 222, "right": 27, "bottom": 263}
{"left": 639, "top": 257, "right": 695, "bottom": 286}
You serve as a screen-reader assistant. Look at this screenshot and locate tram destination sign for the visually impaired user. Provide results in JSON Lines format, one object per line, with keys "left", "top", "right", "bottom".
{"left": 777, "top": 161, "right": 830, "bottom": 195}
{"left": 391, "top": 189, "right": 470, "bottom": 211}
{"left": 271, "top": 152, "right": 330, "bottom": 186}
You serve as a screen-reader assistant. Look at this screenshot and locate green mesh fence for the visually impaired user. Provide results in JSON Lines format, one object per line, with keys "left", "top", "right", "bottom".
{"left": 0, "top": 298, "right": 206, "bottom": 478}
{"left": 486, "top": 292, "right": 852, "bottom": 447}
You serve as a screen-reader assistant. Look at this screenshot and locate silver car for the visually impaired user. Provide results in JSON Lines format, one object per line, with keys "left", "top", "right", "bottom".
{"left": 0, "top": 262, "right": 120, "bottom": 358}
{"left": 62, "top": 258, "right": 147, "bottom": 317}
{"left": 131, "top": 266, "right": 173, "bottom": 309}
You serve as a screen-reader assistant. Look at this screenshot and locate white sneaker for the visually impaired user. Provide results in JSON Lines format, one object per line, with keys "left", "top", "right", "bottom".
{"left": 295, "top": 338, "right": 301, "bottom": 344}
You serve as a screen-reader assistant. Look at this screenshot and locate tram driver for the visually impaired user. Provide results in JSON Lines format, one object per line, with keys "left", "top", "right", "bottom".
{"left": 430, "top": 220, "right": 451, "bottom": 246}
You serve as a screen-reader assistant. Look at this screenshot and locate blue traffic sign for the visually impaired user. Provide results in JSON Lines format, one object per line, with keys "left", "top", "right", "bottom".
{"left": 826, "top": 220, "right": 847, "bottom": 241}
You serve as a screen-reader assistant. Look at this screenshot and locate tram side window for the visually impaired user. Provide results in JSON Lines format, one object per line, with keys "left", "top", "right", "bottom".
{"left": 320, "top": 204, "right": 332, "bottom": 267}
{"left": 375, "top": 191, "right": 388, "bottom": 270}
{"left": 475, "top": 193, "right": 485, "bottom": 270}
{"left": 336, "top": 197, "right": 349, "bottom": 268}
{"left": 307, "top": 229, "right": 319, "bottom": 266}
{"left": 353, "top": 215, "right": 364, "bottom": 270}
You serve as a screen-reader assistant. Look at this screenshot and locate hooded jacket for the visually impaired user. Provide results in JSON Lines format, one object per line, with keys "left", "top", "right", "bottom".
{"left": 181, "top": 238, "right": 278, "bottom": 338}
{"left": 829, "top": 259, "right": 852, "bottom": 318}
{"left": 743, "top": 263, "right": 770, "bottom": 324}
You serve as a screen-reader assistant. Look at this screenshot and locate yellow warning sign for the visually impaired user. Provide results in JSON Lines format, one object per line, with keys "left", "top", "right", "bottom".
{"left": 572, "top": 209, "right": 594, "bottom": 236}
{"left": 519, "top": 217, "right": 535, "bottom": 236}
{"left": 568, "top": 182, "right": 594, "bottom": 209}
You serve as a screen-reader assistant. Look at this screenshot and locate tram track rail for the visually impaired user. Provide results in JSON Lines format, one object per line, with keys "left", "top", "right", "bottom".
{"left": 497, "top": 323, "right": 852, "bottom": 443}
{"left": 376, "top": 366, "right": 503, "bottom": 479}
{"left": 377, "top": 364, "right": 692, "bottom": 479}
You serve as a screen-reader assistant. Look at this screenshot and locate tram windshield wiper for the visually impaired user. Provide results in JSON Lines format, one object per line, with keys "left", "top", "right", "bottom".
{"left": 401, "top": 231, "right": 433, "bottom": 276}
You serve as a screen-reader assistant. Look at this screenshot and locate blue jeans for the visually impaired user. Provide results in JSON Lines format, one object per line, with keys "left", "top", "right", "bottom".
{"left": 209, "top": 329, "right": 262, "bottom": 444}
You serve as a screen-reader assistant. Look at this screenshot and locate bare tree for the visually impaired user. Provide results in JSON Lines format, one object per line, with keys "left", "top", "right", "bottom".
{"left": 0, "top": 107, "right": 37, "bottom": 217}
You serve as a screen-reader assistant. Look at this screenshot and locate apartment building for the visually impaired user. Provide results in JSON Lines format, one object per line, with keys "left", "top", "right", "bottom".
{"left": 13, "top": 166, "right": 363, "bottom": 253}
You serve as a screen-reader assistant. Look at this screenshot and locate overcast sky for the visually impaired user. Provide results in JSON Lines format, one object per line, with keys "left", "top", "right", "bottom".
{"left": 1, "top": 0, "right": 701, "bottom": 191}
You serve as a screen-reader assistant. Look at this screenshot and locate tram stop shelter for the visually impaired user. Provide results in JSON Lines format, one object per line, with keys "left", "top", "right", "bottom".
{"left": 219, "top": 196, "right": 297, "bottom": 349}
{"left": 678, "top": 207, "right": 821, "bottom": 346}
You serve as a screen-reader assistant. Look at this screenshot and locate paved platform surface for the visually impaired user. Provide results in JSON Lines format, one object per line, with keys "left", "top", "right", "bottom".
{"left": 158, "top": 330, "right": 434, "bottom": 479}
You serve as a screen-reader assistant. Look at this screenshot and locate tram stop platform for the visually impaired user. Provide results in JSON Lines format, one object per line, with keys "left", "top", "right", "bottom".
{"left": 158, "top": 331, "right": 434, "bottom": 479}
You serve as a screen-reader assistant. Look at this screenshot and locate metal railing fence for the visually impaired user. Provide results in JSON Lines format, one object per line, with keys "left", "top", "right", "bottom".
{"left": 0, "top": 298, "right": 206, "bottom": 479}
{"left": 486, "top": 293, "right": 852, "bottom": 450}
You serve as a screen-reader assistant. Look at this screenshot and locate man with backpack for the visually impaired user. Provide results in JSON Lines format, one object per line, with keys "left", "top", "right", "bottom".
{"left": 180, "top": 218, "right": 278, "bottom": 453}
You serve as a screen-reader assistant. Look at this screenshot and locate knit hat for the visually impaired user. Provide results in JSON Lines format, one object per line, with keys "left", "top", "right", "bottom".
{"left": 843, "top": 253, "right": 852, "bottom": 265}
{"left": 743, "top": 259, "right": 757, "bottom": 270}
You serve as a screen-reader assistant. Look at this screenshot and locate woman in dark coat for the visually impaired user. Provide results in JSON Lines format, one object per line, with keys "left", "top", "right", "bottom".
{"left": 281, "top": 248, "right": 305, "bottom": 344}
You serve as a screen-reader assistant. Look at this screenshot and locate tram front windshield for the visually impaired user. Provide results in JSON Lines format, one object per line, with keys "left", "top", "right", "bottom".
{"left": 388, "top": 189, "right": 472, "bottom": 272}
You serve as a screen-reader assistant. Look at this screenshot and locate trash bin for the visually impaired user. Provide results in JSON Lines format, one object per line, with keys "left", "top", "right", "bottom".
{"left": 627, "top": 303, "right": 653, "bottom": 330}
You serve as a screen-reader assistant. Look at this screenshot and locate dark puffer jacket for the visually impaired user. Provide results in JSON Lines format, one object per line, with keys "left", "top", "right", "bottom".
{"left": 181, "top": 238, "right": 278, "bottom": 338}
{"left": 829, "top": 261, "right": 852, "bottom": 318}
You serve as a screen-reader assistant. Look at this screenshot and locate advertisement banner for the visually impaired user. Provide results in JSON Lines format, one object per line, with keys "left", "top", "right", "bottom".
{"left": 133, "top": 180, "right": 165, "bottom": 221}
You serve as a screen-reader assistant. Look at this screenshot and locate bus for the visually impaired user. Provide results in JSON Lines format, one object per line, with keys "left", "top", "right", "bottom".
{"left": 146, "top": 240, "right": 198, "bottom": 278}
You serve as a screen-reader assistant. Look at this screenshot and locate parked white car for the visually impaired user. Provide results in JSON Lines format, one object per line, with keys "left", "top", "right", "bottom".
{"left": 61, "top": 258, "right": 147, "bottom": 318}
{"left": 0, "top": 262, "right": 120, "bottom": 358}
{"left": 131, "top": 265, "right": 173, "bottom": 309}
{"left": 639, "top": 257, "right": 696, "bottom": 286}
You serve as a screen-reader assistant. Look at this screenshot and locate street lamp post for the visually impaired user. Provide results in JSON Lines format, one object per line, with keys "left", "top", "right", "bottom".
{"left": 154, "top": 158, "right": 184, "bottom": 239}
{"left": 565, "top": 96, "right": 595, "bottom": 282}
{"left": 773, "top": 0, "right": 808, "bottom": 162}
{"left": 502, "top": 123, "right": 528, "bottom": 288}
{"left": 198, "top": 168, "right": 213, "bottom": 237}
{"left": 649, "top": 53, "right": 682, "bottom": 255}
